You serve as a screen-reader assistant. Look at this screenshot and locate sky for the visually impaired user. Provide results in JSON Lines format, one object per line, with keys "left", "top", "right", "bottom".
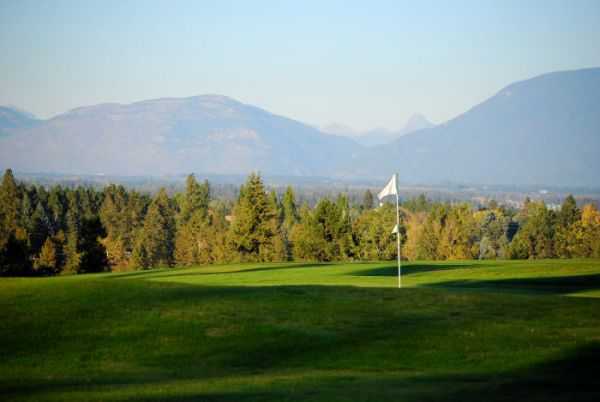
{"left": 1, "top": 0, "right": 599, "bottom": 131}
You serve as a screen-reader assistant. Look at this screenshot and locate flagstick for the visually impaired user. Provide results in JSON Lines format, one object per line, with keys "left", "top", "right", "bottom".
{"left": 395, "top": 173, "right": 401, "bottom": 289}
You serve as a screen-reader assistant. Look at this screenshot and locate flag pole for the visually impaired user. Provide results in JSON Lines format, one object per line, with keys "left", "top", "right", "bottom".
{"left": 395, "top": 173, "right": 401, "bottom": 288}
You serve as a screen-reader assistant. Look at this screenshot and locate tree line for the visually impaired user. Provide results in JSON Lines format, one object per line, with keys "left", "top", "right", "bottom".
{"left": 1, "top": 169, "right": 599, "bottom": 276}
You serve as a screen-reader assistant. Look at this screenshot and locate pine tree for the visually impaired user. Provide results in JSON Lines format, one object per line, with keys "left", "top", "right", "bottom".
{"left": 29, "top": 202, "right": 51, "bottom": 255}
{"left": 47, "top": 186, "right": 66, "bottom": 233}
{"left": 282, "top": 186, "right": 299, "bottom": 231}
{"left": 362, "top": 189, "right": 374, "bottom": 210}
{"left": 290, "top": 204, "right": 328, "bottom": 261}
{"left": 62, "top": 191, "right": 82, "bottom": 274}
{"left": 133, "top": 188, "right": 175, "bottom": 268}
{"left": 559, "top": 195, "right": 580, "bottom": 227}
{"left": 510, "top": 201, "right": 556, "bottom": 259}
{"left": 62, "top": 230, "right": 81, "bottom": 274}
{"left": 178, "top": 174, "right": 210, "bottom": 225}
{"left": 270, "top": 190, "right": 283, "bottom": 224}
{"left": 0, "top": 169, "right": 21, "bottom": 240}
{"left": 228, "top": 173, "right": 280, "bottom": 262}
{"left": 19, "top": 189, "right": 34, "bottom": 234}
{"left": 174, "top": 175, "right": 212, "bottom": 266}
{"left": 554, "top": 195, "right": 581, "bottom": 257}
{"left": 78, "top": 217, "right": 108, "bottom": 273}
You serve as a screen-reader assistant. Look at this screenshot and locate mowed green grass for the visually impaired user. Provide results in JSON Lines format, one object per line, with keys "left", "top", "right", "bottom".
{"left": 1, "top": 259, "right": 600, "bottom": 401}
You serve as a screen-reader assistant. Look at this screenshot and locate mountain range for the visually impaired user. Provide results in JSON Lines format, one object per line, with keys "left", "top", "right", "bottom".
{"left": 344, "top": 67, "right": 600, "bottom": 187}
{"left": 0, "top": 95, "right": 360, "bottom": 176}
{"left": 322, "top": 113, "right": 434, "bottom": 147}
{"left": 1, "top": 67, "right": 599, "bottom": 187}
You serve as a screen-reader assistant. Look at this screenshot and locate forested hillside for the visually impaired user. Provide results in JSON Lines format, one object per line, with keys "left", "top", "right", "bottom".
{"left": 1, "top": 169, "right": 599, "bottom": 276}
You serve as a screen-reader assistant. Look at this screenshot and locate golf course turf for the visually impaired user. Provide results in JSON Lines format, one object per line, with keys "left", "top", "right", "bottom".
{"left": 1, "top": 259, "right": 599, "bottom": 401}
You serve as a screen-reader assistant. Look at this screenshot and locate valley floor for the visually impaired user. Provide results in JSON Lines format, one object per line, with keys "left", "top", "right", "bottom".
{"left": 1, "top": 259, "right": 600, "bottom": 401}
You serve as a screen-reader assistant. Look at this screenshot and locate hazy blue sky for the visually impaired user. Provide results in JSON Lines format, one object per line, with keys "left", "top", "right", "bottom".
{"left": 1, "top": 0, "right": 599, "bottom": 130}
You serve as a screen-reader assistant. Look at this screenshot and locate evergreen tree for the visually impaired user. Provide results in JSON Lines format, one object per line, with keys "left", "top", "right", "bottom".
{"left": 19, "top": 189, "right": 34, "bottom": 234}
{"left": 133, "top": 188, "right": 175, "bottom": 268}
{"left": 559, "top": 195, "right": 580, "bottom": 227}
{"left": 335, "top": 194, "right": 354, "bottom": 259}
{"left": 554, "top": 195, "right": 581, "bottom": 257}
{"left": 78, "top": 217, "right": 108, "bottom": 273}
{"left": 174, "top": 212, "right": 206, "bottom": 266}
{"left": 47, "top": 186, "right": 66, "bottom": 234}
{"left": 282, "top": 186, "right": 298, "bottom": 228}
{"left": 228, "top": 173, "right": 281, "bottom": 262}
{"left": 0, "top": 169, "right": 21, "bottom": 240}
{"left": 362, "top": 189, "right": 374, "bottom": 210}
{"left": 62, "top": 191, "right": 83, "bottom": 274}
{"left": 290, "top": 204, "right": 329, "bottom": 261}
{"left": 404, "top": 194, "right": 430, "bottom": 213}
{"left": 178, "top": 174, "right": 210, "bottom": 225}
{"left": 29, "top": 202, "right": 51, "bottom": 255}
{"left": 291, "top": 198, "right": 351, "bottom": 261}
{"left": 199, "top": 202, "right": 231, "bottom": 264}
{"left": 510, "top": 201, "right": 556, "bottom": 259}
{"left": 174, "top": 175, "right": 212, "bottom": 266}
{"left": 270, "top": 190, "right": 283, "bottom": 224}
{"left": 62, "top": 230, "right": 81, "bottom": 274}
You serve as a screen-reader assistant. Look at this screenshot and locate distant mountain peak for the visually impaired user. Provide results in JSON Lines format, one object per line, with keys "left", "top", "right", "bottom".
{"left": 404, "top": 113, "right": 433, "bottom": 132}
{"left": 344, "top": 67, "right": 600, "bottom": 187}
{"left": 322, "top": 113, "right": 434, "bottom": 147}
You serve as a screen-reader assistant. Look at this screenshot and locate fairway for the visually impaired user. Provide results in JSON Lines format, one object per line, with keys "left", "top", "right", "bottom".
{"left": 2, "top": 260, "right": 600, "bottom": 401}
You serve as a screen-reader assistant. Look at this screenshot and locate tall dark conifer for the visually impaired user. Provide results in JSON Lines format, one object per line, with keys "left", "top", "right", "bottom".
{"left": 133, "top": 188, "right": 175, "bottom": 268}
{"left": 228, "top": 173, "right": 281, "bottom": 262}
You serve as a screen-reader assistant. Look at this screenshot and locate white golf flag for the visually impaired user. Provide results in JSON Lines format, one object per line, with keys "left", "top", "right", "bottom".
{"left": 378, "top": 174, "right": 398, "bottom": 200}
{"left": 391, "top": 224, "right": 400, "bottom": 234}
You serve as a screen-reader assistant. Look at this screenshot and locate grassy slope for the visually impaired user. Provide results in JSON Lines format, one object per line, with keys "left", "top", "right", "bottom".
{"left": 1, "top": 259, "right": 600, "bottom": 401}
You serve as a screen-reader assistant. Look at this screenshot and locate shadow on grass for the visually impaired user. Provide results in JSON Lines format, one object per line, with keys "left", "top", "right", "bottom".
{"left": 10, "top": 342, "right": 596, "bottom": 402}
{"left": 130, "top": 342, "right": 600, "bottom": 401}
{"left": 107, "top": 263, "right": 330, "bottom": 280}
{"left": 427, "top": 274, "right": 600, "bottom": 295}
{"left": 437, "top": 342, "right": 600, "bottom": 402}
{"left": 3, "top": 275, "right": 600, "bottom": 402}
{"left": 351, "top": 263, "right": 490, "bottom": 277}
{"left": 0, "top": 283, "right": 435, "bottom": 400}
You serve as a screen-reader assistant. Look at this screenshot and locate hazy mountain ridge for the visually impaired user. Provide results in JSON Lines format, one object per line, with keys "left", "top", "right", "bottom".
{"left": 0, "top": 95, "right": 361, "bottom": 176}
{"left": 1, "top": 68, "right": 599, "bottom": 186}
{"left": 322, "top": 113, "right": 434, "bottom": 147}
{"left": 342, "top": 67, "right": 600, "bottom": 187}
{"left": 0, "top": 106, "right": 40, "bottom": 137}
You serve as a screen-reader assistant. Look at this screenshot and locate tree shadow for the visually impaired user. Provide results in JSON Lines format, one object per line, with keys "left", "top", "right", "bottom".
{"left": 107, "top": 263, "right": 330, "bottom": 280}
{"left": 15, "top": 342, "right": 594, "bottom": 402}
{"left": 427, "top": 274, "right": 600, "bottom": 295}
{"left": 351, "top": 263, "right": 490, "bottom": 277}
{"left": 437, "top": 342, "right": 600, "bottom": 402}
{"left": 4, "top": 276, "right": 600, "bottom": 402}
{"left": 127, "top": 342, "right": 600, "bottom": 401}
